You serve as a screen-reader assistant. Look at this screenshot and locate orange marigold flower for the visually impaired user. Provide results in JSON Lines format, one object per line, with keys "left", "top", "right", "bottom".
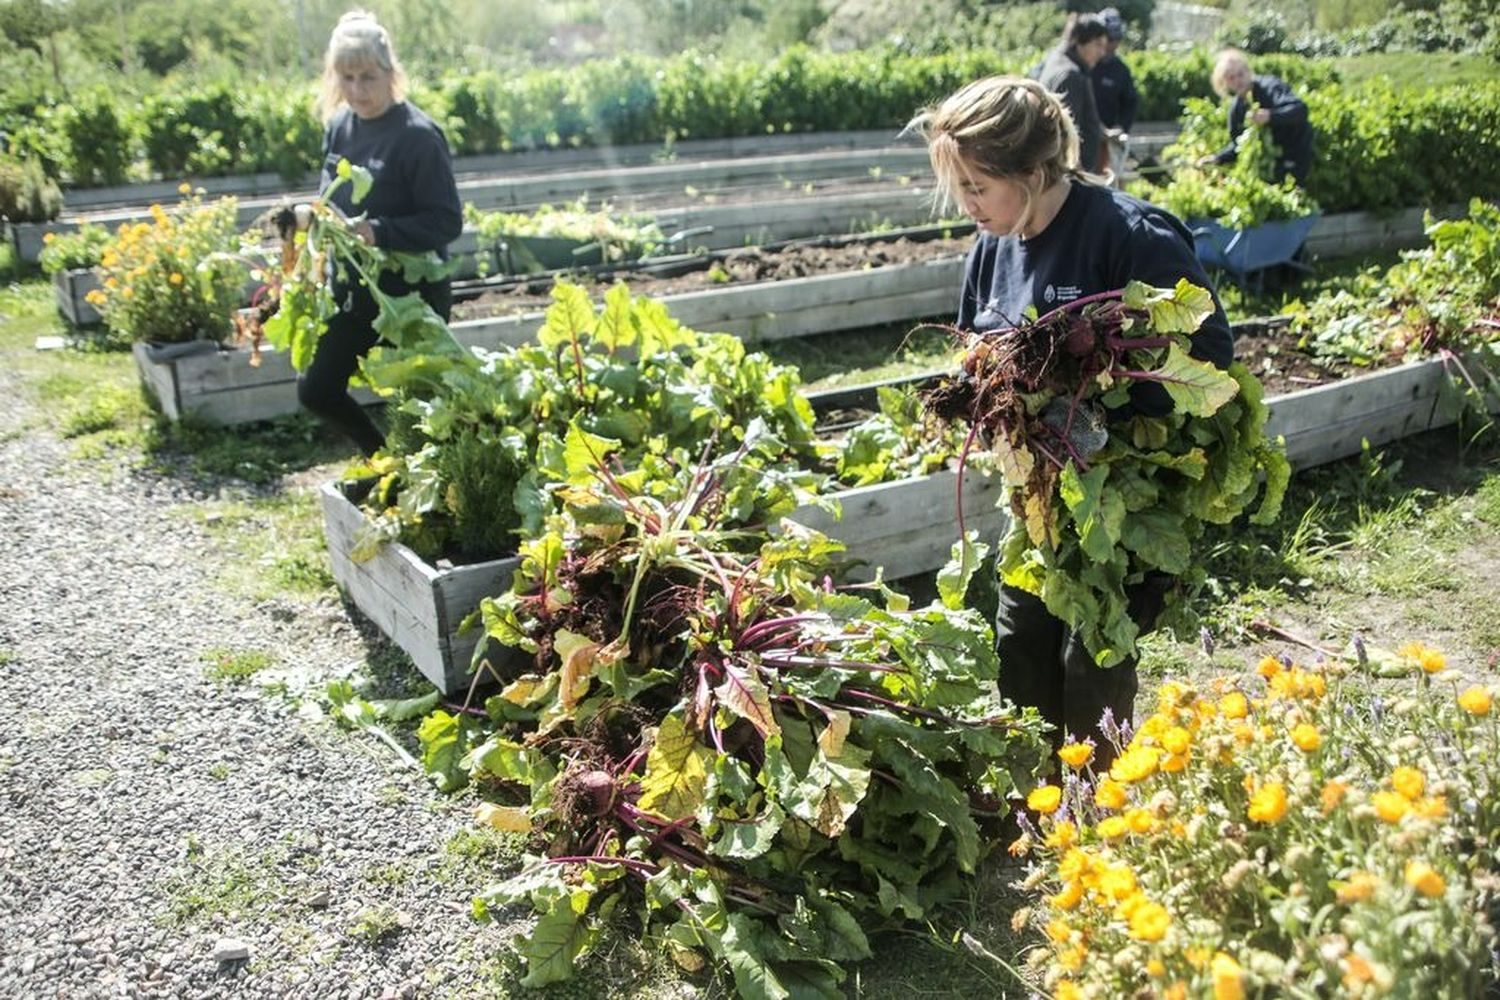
{"left": 1336, "top": 871, "right": 1380, "bottom": 904}
{"left": 1058, "top": 743, "right": 1094, "bottom": 770}
{"left": 1219, "top": 691, "right": 1249, "bottom": 719}
{"left": 1343, "top": 952, "right": 1376, "bottom": 988}
{"left": 1257, "top": 655, "right": 1283, "bottom": 679}
{"left": 1459, "top": 686, "right": 1492, "bottom": 716}
{"left": 1045, "top": 917, "right": 1072, "bottom": 942}
{"left": 1404, "top": 860, "right": 1446, "bottom": 898}
{"left": 1161, "top": 751, "right": 1189, "bottom": 773}
{"left": 1212, "top": 952, "right": 1245, "bottom": 1000}
{"left": 1129, "top": 900, "right": 1171, "bottom": 942}
{"left": 1056, "top": 941, "right": 1086, "bottom": 971}
{"left": 1247, "top": 782, "right": 1288, "bottom": 824}
{"left": 1027, "top": 784, "right": 1062, "bottom": 814}
{"left": 1164, "top": 984, "right": 1188, "bottom": 1000}
{"left": 1372, "top": 791, "right": 1409, "bottom": 823}
{"left": 1398, "top": 641, "right": 1446, "bottom": 673}
{"left": 1321, "top": 780, "right": 1350, "bottom": 813}
{"left": 1391, "top": 766, "right": 1425, "bottom": 800}
{"left": 1290, "top": 723, "right": 1321, "bottom": 752}
{"left": 1095, "top": 778, "right": 1128, "bottom": 810}
{"left": 1054, "top": 981, "right": 1081, "bottom": 1000}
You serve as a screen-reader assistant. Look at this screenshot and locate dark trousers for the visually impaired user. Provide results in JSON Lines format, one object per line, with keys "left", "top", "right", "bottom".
{"left": 995, "top": 574, "right": 1174, "bottom": 760}
{"left": 298, "top": 276, "right": 451, "bottom": 456}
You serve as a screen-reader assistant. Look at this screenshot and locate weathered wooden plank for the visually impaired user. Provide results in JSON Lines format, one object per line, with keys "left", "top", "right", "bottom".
{"left": 53, "top": 268, "right": 102, "bottom": 326}
{"left": 1266, "top": 358, "right": 1449, "bottom": 468}
{"left": 132, "top": 343, "right": 378, "bottom": 425}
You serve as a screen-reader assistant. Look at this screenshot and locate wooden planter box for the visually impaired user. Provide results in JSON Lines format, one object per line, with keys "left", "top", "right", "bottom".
{"left": 454, "top": 255, "right": 965, "bottom": 350}
{"left": 53, "top": 268, "right": 102, "bottom": 325}
{"left": 320, "top": 482, "right": 523, "bottom": 695}
{"left": 132, "top": 340, "right": 377, "bottom": 424}
{"left": 320, "top": 353, "right": 1493, "bottom": 693}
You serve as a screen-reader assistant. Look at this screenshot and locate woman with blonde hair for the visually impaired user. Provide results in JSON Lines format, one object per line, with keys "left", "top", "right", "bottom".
{"left": 1198, "top": 48, "right": 1312, "bottom": 185}
{"left": 908, "top": 76, "right": 1233, "bottom": 755}
{"left": 300, "top": 9, "right": 463, "bottom": 455}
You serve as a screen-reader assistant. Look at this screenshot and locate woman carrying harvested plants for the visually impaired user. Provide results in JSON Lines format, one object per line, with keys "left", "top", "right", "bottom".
{"left": 909, "top": 76, "right": 1235, "bottom": 756}
{"left": 299, "top": 10, "right": 462, "bottom": 454}
{"left": 1198, "top": 48, "right": 1313, "bottom": 186}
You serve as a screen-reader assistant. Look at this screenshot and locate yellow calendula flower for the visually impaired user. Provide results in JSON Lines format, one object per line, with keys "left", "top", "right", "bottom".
{"left": 105, "top": 277, "right": 119, "bottom": 289}
{"left": 1097, "top": 815, "right": 1130, "bottom": 840}
{"left": 1321, "top": 780, "right": 1350, "bottom": 813}
{"left": 1128, "top": 899, "right": 1171, "bottom": 942}
{"left": 1257, "top": 655, "right": 1283, "bottom": 679}
{"left": 1053, "top": 981, "right": 1081, "bottom": 1000}
{"left": 1290, "top": 723, "right": 1321, "bottom": 752}
{"left": 1404, "top": 860, "right": 1446, "bottom": 898}
{"left": 178, "top": 181, "right": 193, "bottom": 194}
{"left": 1147, "top": 958, "right": 1167, "bottom": 978}
{"left": 43, "top": 231, "right": 56, "bottom": 244}
{"left": 1051, "top": 880, "right": 1084, "bottom": 911}
{"left": 1247, "top": 782, "right": 1288, "bottom": 824}
{"left": 1058, "top": 743, "right": 1094, "bottom": 770}
{"left": 1391, "top": 766, "right": 1425, "bottom": 800}
{"left": 1161, "top": 751, "right": 1189, "bottom": 774}
{"left": 1125, "top": 808, "right": 1157, "bottom": 834}
{"left": 1056, "top": 941, "right": 1086, "bottom": 971}
{"left": 1027, "top": 784, "right": 1062, "bottom": 814}
{"left": 1412, "top": 795, "right": 1448, "bottom": 820}
{"left": 1045, "top": 917, "right": 1073, "bottom": 942}
{"left": 1161, "top": 726, "right": 1192, "bottom": 755}
{"left": 1459, "top": 686, "right": 1492, "bottom": 716}
{"left": 1095, "top": 778, "right": 1128, "bottom": 810}
{"left": 1164, "top": 984, "right": 1188, "bottom": 1000}
{"left": 85, "top": 289, "right": 107, "bottom": 306}
{"left": 1343, "top": 952, "right": 1376, "bottom": 988}
{"left": 1232, "top": 723, "right": 1255, "bottom": 745}
{"left": 1398, "top": 641, "right": 1446, "bottom": 673}
{"left": 169, "top": 272, "right": 184, "bottom": 285}
{"left": 1110, "top": 746, "right": 1162, "bottom": 784}
{"left": 1372, "top": 791, "right": 1409, "bottom": 823}
{"left": 122, "top": 287, "right": 134, "bottom": 298}
{"left": 1096, "top": 864, "right": 1138, "bottom": 902}
{"left": 1058, "top": 847, "right": 1096, "bottom": 882}
{"left": 1211, "top": 952, "right": 1245, "bottom": 1000}
{"left": 1045, "top": 820, "right": 1077, "bottom": 850}
{"left": 1336, "top": 870, "right": 1380, "bottom": 904}
{"left": 1220, "top": 691, "right": 1249, "bottom": 719}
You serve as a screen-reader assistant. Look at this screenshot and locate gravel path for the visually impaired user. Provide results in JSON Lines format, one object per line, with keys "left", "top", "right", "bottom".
{"left": 0, "top": 371, "right": 517, "bottom": 997}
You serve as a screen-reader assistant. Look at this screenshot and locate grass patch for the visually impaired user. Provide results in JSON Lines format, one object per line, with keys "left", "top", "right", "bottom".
{"left": 163, "top": 840, "right": 296, "bottom": 926}
{"left": 1331, "top": 51, "right": 1498, "bottom": 90}
{"left": 347, "top": 904, "right": 407, "bottom": 946}
{"left": 759, "top": 320, "right": 957, "bottom": 389}
{"left": 434, "top": 827, "right": 526, "bottom": 887}
{"left": 142, "top": 411, "right": 359, "bottom": 486}
{"left": 192, "top": 490, "right": 336, "bottom": 600}
{"left": 201, "top": 647, "right": 276, "bottom": 684}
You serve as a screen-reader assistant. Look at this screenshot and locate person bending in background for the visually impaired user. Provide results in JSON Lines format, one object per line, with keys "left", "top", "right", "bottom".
{"left": 908, "top": 76, "right": 1233, "bottom": 757}
{"left": 1091, "top": 7, "right": 1139, "bottom": 183}
{"left": 1198, "top": 48, "right": 1313, "bottom": 186}
{"left": 301, "top": 9, "right": 463, "bottom": 456}
{"left": 1030, "top": 13, "right": 1111, "bottom": 177}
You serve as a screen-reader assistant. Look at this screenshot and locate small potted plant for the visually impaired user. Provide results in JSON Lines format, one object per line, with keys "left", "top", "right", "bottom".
{"left": 39, "top": 224, "right": 112, "bottom": 325}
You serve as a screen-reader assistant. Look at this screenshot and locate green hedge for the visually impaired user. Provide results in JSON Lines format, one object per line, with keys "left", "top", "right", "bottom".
{"left": 2, "top": 47, "right": 1342, "bottom": 190}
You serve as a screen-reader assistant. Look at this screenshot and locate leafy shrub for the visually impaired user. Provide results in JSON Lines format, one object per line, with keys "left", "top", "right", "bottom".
{"left": 139, "top": 83, "right": 249, "bottom": 178}
{"left": 0, "top": 154, "right": 62, "bottom": 222}
{"left": 1295, "top": 198, "right": 1500, "bottom": 365}
{"left": 1131, "top": 121, "right": 1319, "bottom": 229}
{"left": 465, "top": 199, "right": 666, "bottom": 272}
{"left": 88, "top": 188, "right": 248, "bottom": 344}
{"left": 1018, "top": 645, "right": 1500, "bottom": 997}
{"left": 240, "top": 87, "right": 321, "bottom": 181}
{"left": 38, "top": 223, "right": 112, "bottom": 276}
{"left": 59, "top": 87, "right": 133, "bottom": 186}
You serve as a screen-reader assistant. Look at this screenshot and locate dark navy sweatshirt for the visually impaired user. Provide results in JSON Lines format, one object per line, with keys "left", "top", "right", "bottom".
{"left": 319, "top": 102, "right": 463, "bottom": 257}
{"left": 957, "top": 181, "right": 1234, "bottom": 416}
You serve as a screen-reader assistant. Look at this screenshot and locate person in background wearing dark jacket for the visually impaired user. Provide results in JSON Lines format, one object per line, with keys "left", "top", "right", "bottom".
{"left": 302, "top": 10, "right": 463, "bottom": 455}
{"left": 1091, "top": 7, "right": 1139, "bottom": 183}
{"left": 908, "top": 76, "right": 1234, "bottom": 757}
{"left": 1198, "top": 48, "right": 1313, "bottom": 186}
{"left": 1030, "top": 14, "right": 1111, "bottom": 176}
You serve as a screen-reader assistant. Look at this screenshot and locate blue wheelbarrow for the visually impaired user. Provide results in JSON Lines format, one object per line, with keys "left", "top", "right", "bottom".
{"left": 1190, "top": 213, "right": 1320, "bottom": 291}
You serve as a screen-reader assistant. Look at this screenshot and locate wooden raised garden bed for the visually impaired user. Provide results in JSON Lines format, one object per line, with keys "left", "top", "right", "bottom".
{"left": 320, "top": 354, "right": 1491, "bottom": 694}
{"left": 53, "top": 268, "right": 102, "bottom": 326}
{"left": 132, "top": 341, "right": 377, "bottom": 424}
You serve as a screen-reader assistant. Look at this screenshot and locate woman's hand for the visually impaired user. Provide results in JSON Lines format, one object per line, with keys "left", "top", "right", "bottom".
{"left": 1251, "top": 108, "right": 1271, "bottom": 126}
{"left": 353, "top": 220, "right": 377, "bottom": 246}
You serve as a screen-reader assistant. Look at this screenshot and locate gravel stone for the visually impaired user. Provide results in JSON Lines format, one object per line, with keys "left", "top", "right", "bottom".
{"left": 0, "top": 391, "right": 516, "bottom": 995}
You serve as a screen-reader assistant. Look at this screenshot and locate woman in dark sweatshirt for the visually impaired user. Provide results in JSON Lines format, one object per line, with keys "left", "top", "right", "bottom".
{"left": 1030, "top": 14, "right": 1112, "bottom": 176}
{"left": 1201, "top": 48, "right": 1313, "bottom": 186}
{"left": 301, "top": 9, "right": 463, "bottom": 455}
{"left": 908, "top": 76, "right": 1233, "bottom": 758}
